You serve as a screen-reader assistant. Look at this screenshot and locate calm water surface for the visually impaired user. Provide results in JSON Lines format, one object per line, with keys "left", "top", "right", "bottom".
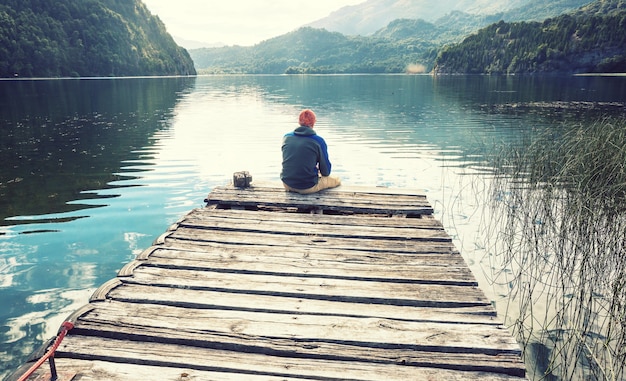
{"left": 1, "top": 75, "right": 625, "bottom": 380}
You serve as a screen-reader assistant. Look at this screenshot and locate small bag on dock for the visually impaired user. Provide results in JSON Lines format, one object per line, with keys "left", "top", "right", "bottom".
{"left": 233, "top": 171, "right": 252, "bottom": 188}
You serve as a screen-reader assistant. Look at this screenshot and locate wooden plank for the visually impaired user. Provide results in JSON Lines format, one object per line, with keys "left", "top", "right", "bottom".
{"left": 74, "top": 301, "right": 520, "bottom": 355}
{"left": 54, "top": 337, "right": 525, "bottom": 380}
{"left": 148, "top": 243, "right": 462, "bottom": 274}
{"left": 25, "top": 359, "right": 317, "bottom": 381}
{"left": 135, "top": 257, "right": 475, "bottom": 286}
{"left": 184, "top": 207, "right": 445, "bottom": 229}
{"left": 177, "top": 214, "right": 451, "bottom": 242}
{"left": 162, "top": 228, "right": 455, "bottom": 253}
{"left": 179, "top": 210, "right": 446, "bottom": 234}
{"left": 126, "top": 247, "right": 477, "bottom": 286}
{"left": 141, "top": 245, "right": 468, "bottom": 266}
{"left": 158, "top": 235, "right": 458, "bottom": 258}
{"left": 28, "top": 357, "right": 526, "bottom": 381}
{"left": 204, "top": 193, "right": 433, "bottom": 213}
{"left": 104, "top": 283, "right": 499, "bottom": 323}
{"left": 66, "top": 323, "right": 524, "bottom": 375}
{"left": 121, "top": 267, "right": 491, "bottom": 308}
{"left": 205, "top": 186, "right": 434, "bottom": 215}
{"left": 141, "top": 245, "right": 468, "bottom": 267}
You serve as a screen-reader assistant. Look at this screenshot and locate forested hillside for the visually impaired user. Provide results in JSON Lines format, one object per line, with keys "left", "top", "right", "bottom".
{"left": 190, "top": 27, "right": 438, "bottom": 74}
{"left": 0, "top": 0, "right": 196, "bottom": 77}
{"left": 433, "top": 0, "right": 626, "bottom": 74}
{"left": 190, "top": 0, "right": 615, "bottom": 75}
{"left": 499, "top": 0, "right": 596, "bottom": 21}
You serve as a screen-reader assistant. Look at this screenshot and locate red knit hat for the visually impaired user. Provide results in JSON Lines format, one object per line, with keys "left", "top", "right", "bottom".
{"left": 298, "top": 109, "right": 316, "bottom": 127}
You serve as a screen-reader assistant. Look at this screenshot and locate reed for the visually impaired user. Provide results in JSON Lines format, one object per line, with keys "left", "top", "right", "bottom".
{"left": 484, "top": 117, "right": 626, "bottom": 380}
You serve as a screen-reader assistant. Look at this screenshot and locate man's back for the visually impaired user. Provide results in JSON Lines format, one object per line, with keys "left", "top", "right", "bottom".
{"left": 280, "top": 109, "right": 340, "bottom": 194}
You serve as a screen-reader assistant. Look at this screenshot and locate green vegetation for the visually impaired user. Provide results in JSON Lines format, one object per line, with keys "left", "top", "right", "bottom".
{"left": 495, "top": 0, "right": 596, "bottom": 22}
{"left": 485, "top": 118, "right": 626, "bottom": 379}
{"left": 0, "top": 0, "right": 196, "bottom": 77}
{"left": 191, "top": 27, "right": 438, "bottom": 75}
{"left": 191, "top": 0, "right": 623, "bottom": 75}
{"left": 433, "top": 2, "right": 626, "bottom": 74}
{"left": 2, "top": 0, "right": 617, "bottom": 76}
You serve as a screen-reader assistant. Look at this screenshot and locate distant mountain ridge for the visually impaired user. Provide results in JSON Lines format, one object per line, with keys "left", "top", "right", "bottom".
{"left": 305, "top": 0, "right": 586, "bottom": 36}
{"left": 190, "top": 0, "right": 615, "bottom": 75}
{"left": 573, "top": 0, "right": 626, "bottom": 15}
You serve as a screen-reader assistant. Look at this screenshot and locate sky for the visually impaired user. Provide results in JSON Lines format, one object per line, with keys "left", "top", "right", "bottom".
{"left": 142, "top": 0, "right": 365, "bottom": 48}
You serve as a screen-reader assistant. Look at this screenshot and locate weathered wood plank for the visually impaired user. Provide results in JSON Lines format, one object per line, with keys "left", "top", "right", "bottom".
{"left": 126, "top": 247, "right": 477, "bottom": 286}
{"left": 55, "top": 337, "right": 525, "bottom": 380}
{"left": 121, "top": 267, "right": 491, "bottom": 308}
{"left": 177, "top": 215, "right": 451, "bottom": 241}
{"left": 28, "top": 357, "right": 526, "bottom": 381}
{"left": 162, "top": 228, "right": 455, "bottom": 254}
{"left": 74, "top": 301, "right": 520, "bottom": 354}
{"left": 158, "top": 235, "right": 458, "bottom": 259}
{"left": 184, "top": 207, "right": 444, "bottom": 229}
{"left": 206, "top": 186, "right": 434, "bottom": 215}
{"left": 142, "top": 245, "right": 468, "bottom": 267}
{"left": 66, "top": 323, "right": 524, "bottom": 375}
{"left": 25, "top": 359, "right": 317, "bottom": 381}
{"left": 130, "top": 259, "right": 475, "bottom": 286}
{"left": 140, "top": 241, "right": 464, "bottom": 265}
{"left": 104, "top": 283, "right": 499, "bottom": 323}
{"left": 209, "top": 184, "right": 430, "bottom": 203}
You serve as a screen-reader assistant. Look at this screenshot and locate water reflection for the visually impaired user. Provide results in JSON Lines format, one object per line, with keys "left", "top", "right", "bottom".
{"left": 0, "top": 77, "right": 196, "bottom": 379}
{"left": 0, "top": 77, "right": 196, "bottom": 226}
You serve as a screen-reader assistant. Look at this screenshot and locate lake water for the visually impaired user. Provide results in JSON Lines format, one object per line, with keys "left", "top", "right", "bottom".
{"left": 1, "top": 75, "right": 625, "bottom": 380}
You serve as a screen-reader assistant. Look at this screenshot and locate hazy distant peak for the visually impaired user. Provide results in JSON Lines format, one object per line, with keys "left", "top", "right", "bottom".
{"left": 307, "top": 0, "right": 530, "bottom": 36}
{"left": 174, "top": 36, "right": 225, "bottom": 50}
{"left": 459, "top": 0, "right": 529, "bottom": 14}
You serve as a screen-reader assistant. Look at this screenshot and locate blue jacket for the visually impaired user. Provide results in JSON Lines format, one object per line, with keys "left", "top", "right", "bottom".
{"left": 281, "top": 126, "right": 332, "bottom": 189}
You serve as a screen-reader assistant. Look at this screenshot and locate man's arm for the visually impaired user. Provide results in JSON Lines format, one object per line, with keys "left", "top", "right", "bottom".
{"left": 314, "top": 136, "right": 332, "bottom": 176}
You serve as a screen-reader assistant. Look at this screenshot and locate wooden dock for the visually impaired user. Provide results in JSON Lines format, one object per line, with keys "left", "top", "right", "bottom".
{"left": 13, "top": 184, "right": 526, "bottom": 381}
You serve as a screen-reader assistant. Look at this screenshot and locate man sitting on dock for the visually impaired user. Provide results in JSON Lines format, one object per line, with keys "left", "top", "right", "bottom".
{"left": 281, "top": 109, "right": 341, "bottom": 194}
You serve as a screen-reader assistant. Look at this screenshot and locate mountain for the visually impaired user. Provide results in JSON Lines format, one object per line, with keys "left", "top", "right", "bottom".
{"left": 190, "top": 0, "right": 619, "bottom": 75}
{"left": 173, "top": 36, "right": 225, "bottom": 50}
{"left": 0, "top": 0, "right": 196, "bottom": 78}
{"left": 190, "top": 27, "right": 436, "bottom": 74}
{"left": 307, "top": 0, "right": 594, "bottom": 37}
{"left": 500, "top": 0, "right": 602, "bottom": 21}
{"left": 573, "top": 0, "right": 626, "bottom": 15}
{"left": 432, "top": 0, "right": 626, "bottom": 74}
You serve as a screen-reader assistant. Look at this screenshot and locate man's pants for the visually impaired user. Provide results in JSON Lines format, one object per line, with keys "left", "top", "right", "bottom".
{"left": 283, "top": 176, "right": 341, "bottom": 194}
